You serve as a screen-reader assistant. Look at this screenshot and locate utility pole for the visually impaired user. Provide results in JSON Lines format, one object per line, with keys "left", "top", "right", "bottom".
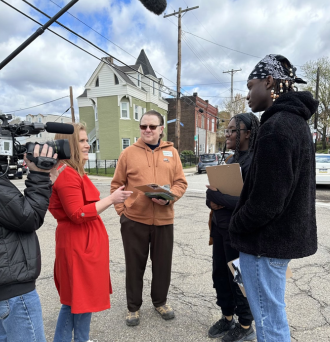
{"left": 69, "top": 86, "right": 75, "bottom": 122}
{"left": 223, "top": 68, "right": 242, "bottom": 117}
{"left": 164, "top": 6, "right": 199, "bottom": 153}
{"left": 314, "top": 67, "right": 320, "bottom": 152}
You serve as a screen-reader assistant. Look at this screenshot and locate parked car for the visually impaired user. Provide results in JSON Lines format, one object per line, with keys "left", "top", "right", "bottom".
{"left": 315, "top": 154, "right": 330, "bottom": 185}
{"left": 196, "top": 154, "right": 219, "bottom": 174}
{"left": 216, "top": 151, "right": 234, "bottom": 164}
{"left": 17, "top": 159, "right": 28, "bottom": 174}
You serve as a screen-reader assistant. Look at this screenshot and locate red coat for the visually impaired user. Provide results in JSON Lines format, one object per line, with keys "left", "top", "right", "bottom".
{"left": 49, "top": 166, "right": 112, "bottom": 314}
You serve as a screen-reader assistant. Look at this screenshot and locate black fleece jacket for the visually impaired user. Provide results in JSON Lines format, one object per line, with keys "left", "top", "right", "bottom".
{"left": 229, "top": 91, "right": 318, "bottom": 259}
{"left": 206, "top": 151, "right": 252, "bottom": 230}
{"left": 0, "top": 171, "right": 52, "bottom": 300}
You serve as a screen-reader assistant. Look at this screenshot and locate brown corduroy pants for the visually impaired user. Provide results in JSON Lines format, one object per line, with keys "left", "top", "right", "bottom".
{"left": 120, "top": 214, "right": 174, "bottom": 312}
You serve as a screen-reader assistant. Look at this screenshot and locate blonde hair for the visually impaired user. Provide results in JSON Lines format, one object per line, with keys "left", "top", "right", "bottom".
{"left": 54, "top": 122, "right": 87, "bottom": 176}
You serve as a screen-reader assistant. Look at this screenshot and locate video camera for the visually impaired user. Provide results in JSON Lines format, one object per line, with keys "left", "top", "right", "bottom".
{"left": 0, "top": 114, "right": 73, "bottom": 172}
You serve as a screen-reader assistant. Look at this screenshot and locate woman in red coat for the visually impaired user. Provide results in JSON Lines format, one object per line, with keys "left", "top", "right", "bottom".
{"left": 49, "top": 123, "right": 132, "bottom": 342}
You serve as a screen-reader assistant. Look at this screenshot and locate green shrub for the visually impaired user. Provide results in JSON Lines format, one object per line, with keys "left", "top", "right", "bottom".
{"left": 181, "top": 150, "right": 194, "bottom": 155}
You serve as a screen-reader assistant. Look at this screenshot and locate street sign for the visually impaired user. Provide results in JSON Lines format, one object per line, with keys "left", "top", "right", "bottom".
{"left": 180, "top": 122, "right": 184, "bottom": 127}
{"left": 167, "top": 119, "right": 176, "bottom": 123}
{"left": 194, "top": 135, "right": 198, "bottom": 141}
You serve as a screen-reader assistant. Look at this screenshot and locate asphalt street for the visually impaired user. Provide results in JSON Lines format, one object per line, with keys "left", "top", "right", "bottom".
{"left": 11, "top": 172, "right": 330, "bottom": 342}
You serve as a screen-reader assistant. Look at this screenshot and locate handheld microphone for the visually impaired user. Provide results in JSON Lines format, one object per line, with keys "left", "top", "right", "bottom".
{"left": 45, "top": 122, "right": 74, "bottom": 134}
{"left": 138, "top": 0, "right": 167, "bottom": 15}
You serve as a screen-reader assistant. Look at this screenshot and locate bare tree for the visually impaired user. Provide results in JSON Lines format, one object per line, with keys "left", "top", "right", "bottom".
{"left": 301, "top": 57, "right": 330, "bottom": 150}
{"left": 222, "top": 93, "right": 248, "bottom": 117}
{"left": 216, "top": 110, "right": 231, "bottom": 151}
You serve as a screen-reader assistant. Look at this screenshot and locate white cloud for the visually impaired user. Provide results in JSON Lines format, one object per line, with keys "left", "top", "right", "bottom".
{"left": 0, "top": 0, "right": 329, "bottom": 118}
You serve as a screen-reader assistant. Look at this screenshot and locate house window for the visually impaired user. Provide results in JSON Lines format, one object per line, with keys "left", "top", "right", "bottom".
{"left": 114, "top": 75, "right": 119, "bottom": 85}
{"left": 212, "top": 119, "right": 215, "bottom": 132}
{"left": 153, "top": 81, "right": 155, "bottom": 95}
{"left": 121, "top": 102, "right": 129, "bottom": 119}
{"left": 61, "top": 118, "right": 64, "bottom": 123}
{"left": 38, "top": 117, "right": 42, "bottom": 123}
{"left": 201, "top": 117, "right": 204, "bottom": 129}
{"left": 134, "top": 105, "right": 139, "bottom": 120}
{"left": 122, "top": 138, "right": 130, "bottom": 150}
{"left": 142, "top": 108, "right": 146, "bottom": 116}
{"left": 95, "top": 77, "right": 99, "bottom": 87}
{"left": 96, "top": 139, "right": 100, "bottom": 151}
{"left": 137, "top": 74, "right": 141, "bottom": 87}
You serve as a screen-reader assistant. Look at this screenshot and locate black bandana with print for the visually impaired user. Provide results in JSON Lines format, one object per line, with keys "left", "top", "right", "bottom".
{"left": 248, "top": 54, "right": 306, "bottom": 84}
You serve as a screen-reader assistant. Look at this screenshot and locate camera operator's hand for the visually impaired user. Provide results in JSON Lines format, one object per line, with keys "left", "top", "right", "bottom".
{"left": 49, "top": 164, "right": 66, "bottom": 184}
{"left": 24, "top": 144, "right": 58, "bottom": 173}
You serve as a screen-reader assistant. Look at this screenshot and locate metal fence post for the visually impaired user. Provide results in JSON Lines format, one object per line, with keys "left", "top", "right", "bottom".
{"left": 96, "top": 159, "right": 98, "bottom": 175}
{"left": 105, "top": 160, "right": 107, "bottom": 174}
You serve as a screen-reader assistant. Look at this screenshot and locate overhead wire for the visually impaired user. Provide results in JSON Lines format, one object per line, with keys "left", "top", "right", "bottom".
{"left": 1, "top": 0, "right": 176, "bottom": 99}
{"left": 48, "top": 0, "right": 183, "bottom": 92}
{"left": 5, "top": 95, "right": 69, "bottom": 113}
{"left": 48, "top": 0, "right": 231, "bottom": 107}
{"left": 2, "top": 1, "right": 222, "bottom": 119}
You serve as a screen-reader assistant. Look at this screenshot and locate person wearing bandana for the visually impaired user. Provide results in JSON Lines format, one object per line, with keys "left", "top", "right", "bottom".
{"left": 229, "top": 54, "right": 318, "bottom": 342}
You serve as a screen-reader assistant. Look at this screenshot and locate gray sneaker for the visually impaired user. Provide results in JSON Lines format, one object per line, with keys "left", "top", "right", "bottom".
{"left": 126, "top": 310, "right": 140, "bottom": 326}
{"left": 155, "top": 304, "right": 175, "bottom": 320}
{"left": 208, "top": 317, "right": 236, "bottom": 338}
{"left": 222, "top": 323, "right": 256, "bottom": 342}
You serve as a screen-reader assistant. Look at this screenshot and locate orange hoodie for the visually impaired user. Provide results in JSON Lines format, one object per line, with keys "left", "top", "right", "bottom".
{"left": 110, "top": 138, "right": 188, "bottom": 225}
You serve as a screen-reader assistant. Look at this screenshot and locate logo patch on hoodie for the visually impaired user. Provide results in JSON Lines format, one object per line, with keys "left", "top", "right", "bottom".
{"left": 163, "top": 151, "right": 173, "bottom": 157}
{"left": 163, "top": 158, "right": 170, "bottom": 163}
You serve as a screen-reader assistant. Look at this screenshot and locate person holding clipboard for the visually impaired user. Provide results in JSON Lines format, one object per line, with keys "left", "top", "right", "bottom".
{"left": 111, "top": 110, "right": 187, "bottom": 327}
{"left": 206, "top": 113, "right": 259, "bottom": 342}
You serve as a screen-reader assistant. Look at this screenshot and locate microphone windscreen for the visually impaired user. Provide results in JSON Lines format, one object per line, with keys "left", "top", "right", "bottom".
{"left": 45, "top": 122, "right": 74, "bottom": 134}
{"left": 138, "top": 0, "right": 167, "bottom": 15}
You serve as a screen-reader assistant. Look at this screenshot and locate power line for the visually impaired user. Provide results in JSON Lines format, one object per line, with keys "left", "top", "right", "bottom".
{"left": 54, "top": 107, "right": 71, "bottom": 122}
{"left": 48, "top": 0, "right": 181, "bottom": 92}
{"left": 2, "top": 1, "right": 176, "bottom": 99}
{"left": 183, "top": 31, "right": 262, "bottom": 59}
{"left": 48, "top": 0, "right": 233, "bottom": 102}
{"left": 2, "top": 1, "right": 223, "bottom": 119}
{"left": 5, "top": 95, "right": 69, "bottom": 113}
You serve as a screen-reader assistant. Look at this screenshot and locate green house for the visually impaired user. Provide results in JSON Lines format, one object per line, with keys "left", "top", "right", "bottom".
{"left": 77, "top": 49, "right": 168, "bottom": 160}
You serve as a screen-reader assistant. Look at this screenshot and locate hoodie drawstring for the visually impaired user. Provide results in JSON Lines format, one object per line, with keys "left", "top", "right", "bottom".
{"left": 145, "top": 148, "right": 151, "bottom": 167}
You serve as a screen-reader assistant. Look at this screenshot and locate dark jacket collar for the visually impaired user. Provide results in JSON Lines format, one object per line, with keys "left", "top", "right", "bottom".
{"left": 260, "top": 91, "right": 318, "bottom": 125}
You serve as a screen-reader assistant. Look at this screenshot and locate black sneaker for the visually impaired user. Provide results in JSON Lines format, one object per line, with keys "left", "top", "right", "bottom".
{"left": 222, "top": 323, "right": 256, "bottom": 342}
{"left": 208, "top": 317, "right": 236, "bottom": 338}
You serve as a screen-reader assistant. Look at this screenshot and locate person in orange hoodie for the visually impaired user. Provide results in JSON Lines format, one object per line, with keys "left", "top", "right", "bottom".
{"left": 111, "top": 110, "right": 188, "bottom": 326}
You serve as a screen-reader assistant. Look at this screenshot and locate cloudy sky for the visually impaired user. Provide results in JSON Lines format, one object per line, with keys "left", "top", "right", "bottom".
{"left": 0, "top": 0, "right": 329, "bottom": 121}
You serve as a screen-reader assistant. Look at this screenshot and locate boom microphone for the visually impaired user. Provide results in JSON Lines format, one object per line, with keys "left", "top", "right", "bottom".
{"left": 45, "top": 122, "right": 74, "bottom": 134}
{"left": 138, "top": 0, "right": 167, "bottom": 15}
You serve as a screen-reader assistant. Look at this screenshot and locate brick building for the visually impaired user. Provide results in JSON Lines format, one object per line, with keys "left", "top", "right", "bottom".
{"left": 166, "top": 93, "right": 218, "bottom": 154}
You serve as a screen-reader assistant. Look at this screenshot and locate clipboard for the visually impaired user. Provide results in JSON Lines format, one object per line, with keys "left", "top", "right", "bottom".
{"left": 206, "top": 163, "right": 243, "bottom": 196}
{"left": 135, "top": 184, "right": 177, "bottom": 201}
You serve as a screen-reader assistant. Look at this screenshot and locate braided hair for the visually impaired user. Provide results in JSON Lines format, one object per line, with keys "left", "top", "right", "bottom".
{"left": 220, "top": 113, "right": 260, "bottom": 165}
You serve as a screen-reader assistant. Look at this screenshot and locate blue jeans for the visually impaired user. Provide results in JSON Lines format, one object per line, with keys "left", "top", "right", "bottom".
{"left": 0, "top": 289, "right": 46, "bottom": 342}
{"left": 53, "top": 305, "right": 92, "bottom": 342}
{"left": 240, "top": 252, "right": 291, "bottom": 342}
